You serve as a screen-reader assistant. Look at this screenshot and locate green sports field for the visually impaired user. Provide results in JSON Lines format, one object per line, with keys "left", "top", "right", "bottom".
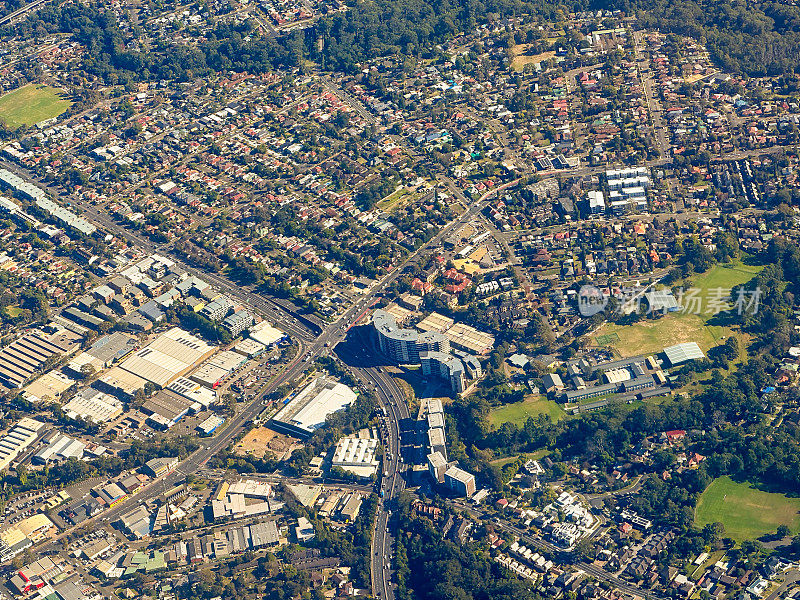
{"left": 594, "top": 261, "right": 762, "bottom": 357}
{"left": 695, "top": 476, "right": 800, "bottom": 541}
{"left": 489, "top": 396, "right": 567, "bottom": 428}
{"left": 0, "top": 84, "right": 72, "bottom": 128}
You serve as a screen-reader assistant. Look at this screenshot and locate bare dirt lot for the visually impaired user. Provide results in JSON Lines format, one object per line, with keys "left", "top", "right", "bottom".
{"left": 233, "top": 426, "right": 301, "bottom": 461}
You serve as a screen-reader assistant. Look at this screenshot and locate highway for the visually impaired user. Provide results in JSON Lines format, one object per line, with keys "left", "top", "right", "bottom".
{"left": 0, "top": 0, "right": 51, "bottom": 25}
{"left": 333, "top": 329, "right": 411, "bottom": 600}
{"left": 361, "top": 366, "right": 408, "bottom": 600}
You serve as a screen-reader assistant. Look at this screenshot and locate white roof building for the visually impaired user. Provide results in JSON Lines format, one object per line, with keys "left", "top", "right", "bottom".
{"left": 664, "top": 342, "right": 705, "bottom": 365}
{"left": 271, "top": 376, "right": 357, "bottom": 438}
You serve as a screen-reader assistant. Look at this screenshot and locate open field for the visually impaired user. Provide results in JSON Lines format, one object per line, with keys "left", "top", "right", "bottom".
{"left": 377, "top": 187, "right": 416, "bottom": 212}
{"left": 0, "top": 84, "right": 71, "bottom": 128}
{"left": 695, "top": 476, "right": 800, "bottom": 541}
{"left": 687, "top": 260, "right": 762, "bottom": 295}
{"left": 594, "top": 261, "right": 761, "bottom": 357}
{"left": 489, "top": 396, "right": 567, "bottom": 428}
{"left": 510, "top": 45, "right": 556, "bottom": 71}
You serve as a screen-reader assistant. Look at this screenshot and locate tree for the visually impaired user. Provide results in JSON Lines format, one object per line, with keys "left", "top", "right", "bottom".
{"left": 777, "top": 525, "right": 791, "bottom": 539}
{"left": 16, "top": 464, "right": 27, "bottom": 486}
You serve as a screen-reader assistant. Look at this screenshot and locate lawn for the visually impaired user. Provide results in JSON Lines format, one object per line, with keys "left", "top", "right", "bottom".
{"left": 695, "top": 476, "right": 800, "bottom": 541}
{"left": 489, "top": 395, "right": 567, "bottom": 428}
{"left": 0, "top": 84, "right": 72, "bottom": 128}
{"left": 594, "top": 261, "right": 762, "bottom": 358}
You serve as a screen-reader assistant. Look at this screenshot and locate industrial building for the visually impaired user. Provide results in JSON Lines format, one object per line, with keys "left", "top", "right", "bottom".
{"left": 197, "top": 414, "right": 225, "bottom": 436}
{"left": 0, "top": 330, "right": 76, "bottom": 389}
{"left": 96, "top": 367, "right": 150, "bottom": 399}
{"left": 66, "top": 331, "right": 137, "bottom": 374}
{"left": 166, "top": 377, "right": 216, "bottom": 408}
{"left": 116, "top": 327, "right": 215, "bottom": 388}
{"left": 248, "top": 321, "right": 287, "bottom": 347}
{"left": 233, "top": 338, "right": 266, "bottom": 358}
{"left": 0, "top": 418, "right": 45, "bottom": 472}
{"left": 211, "top": 479, "right": 273, "bottom": 521}
{"left": 142, "top": 391, "right": 195, "bottom": 430}
{"left": 32, "top": 433, "right": 86, "bottom": 465}
{"left": 62, "top": 388, "right": 123, "bottom": 423}
{"left": 270, "top": 376, "right": 357, "bottom": 438}
{"left": 332, "top": 431, "right": 379, "bottom": 478}
{"left": 189, "top": 349, "right": 247, "bottom": 390}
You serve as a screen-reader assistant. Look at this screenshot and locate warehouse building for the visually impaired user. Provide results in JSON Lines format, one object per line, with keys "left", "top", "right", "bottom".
{"left": 271, "top": 376, "right": 357, "bottom": 438}
{"left": 0, "top": 418, "right": 46, "bottom": 472}
{"left": 332, "top": 431, "right": 379, "bottom": 478}
{"left": 189, "top": 363, "right": 231, "bottom": 389}
{"left": 248, "top": 321, "right": 287, "bottom": 347}
{"left": 67, "top": 331, "right": 136, "bottom": 375}
{"left": 116, "top": 327, "right": 216, "bottom": 388}
{"left": 197, "top": 414, "right": 225, "bottom": 436}
{"left": 142, "top": 392, "right": 195, "bottom": 430}
{"left": 63, "top": 387, "right": 123, "bottom": 423}
{"left": 96, "top": 367, "right": 150, "bottom": 399}
{"left": 32, "top": 433, "right": 86, "bottom": 465}
{"left": 0, "top": 330, "right": 76, "bottom": 389}
{"left": 233, "top": 338, "right": 267, "bottom": 358}
{"left": 166, "top": 377, "right": 215, "bottom": 408}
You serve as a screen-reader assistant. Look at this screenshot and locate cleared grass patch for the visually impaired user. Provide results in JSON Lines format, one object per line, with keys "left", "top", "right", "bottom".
{"left": 695, "top": 476, "right": 800, "bottom": 542}
{"left": 510, "top": 45, "right": 556, "bottom": 71}
{"left": 490, "top": 448, "right": 551, "bottom": 466}
{"left": 0, "top": 84, "right": 71, "bottom": 128}
{"left": 377, "top": 187, "right": 416, "bottom": 212}
{"left": 489, "top": 395, "right": 567, "bottom": 428}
